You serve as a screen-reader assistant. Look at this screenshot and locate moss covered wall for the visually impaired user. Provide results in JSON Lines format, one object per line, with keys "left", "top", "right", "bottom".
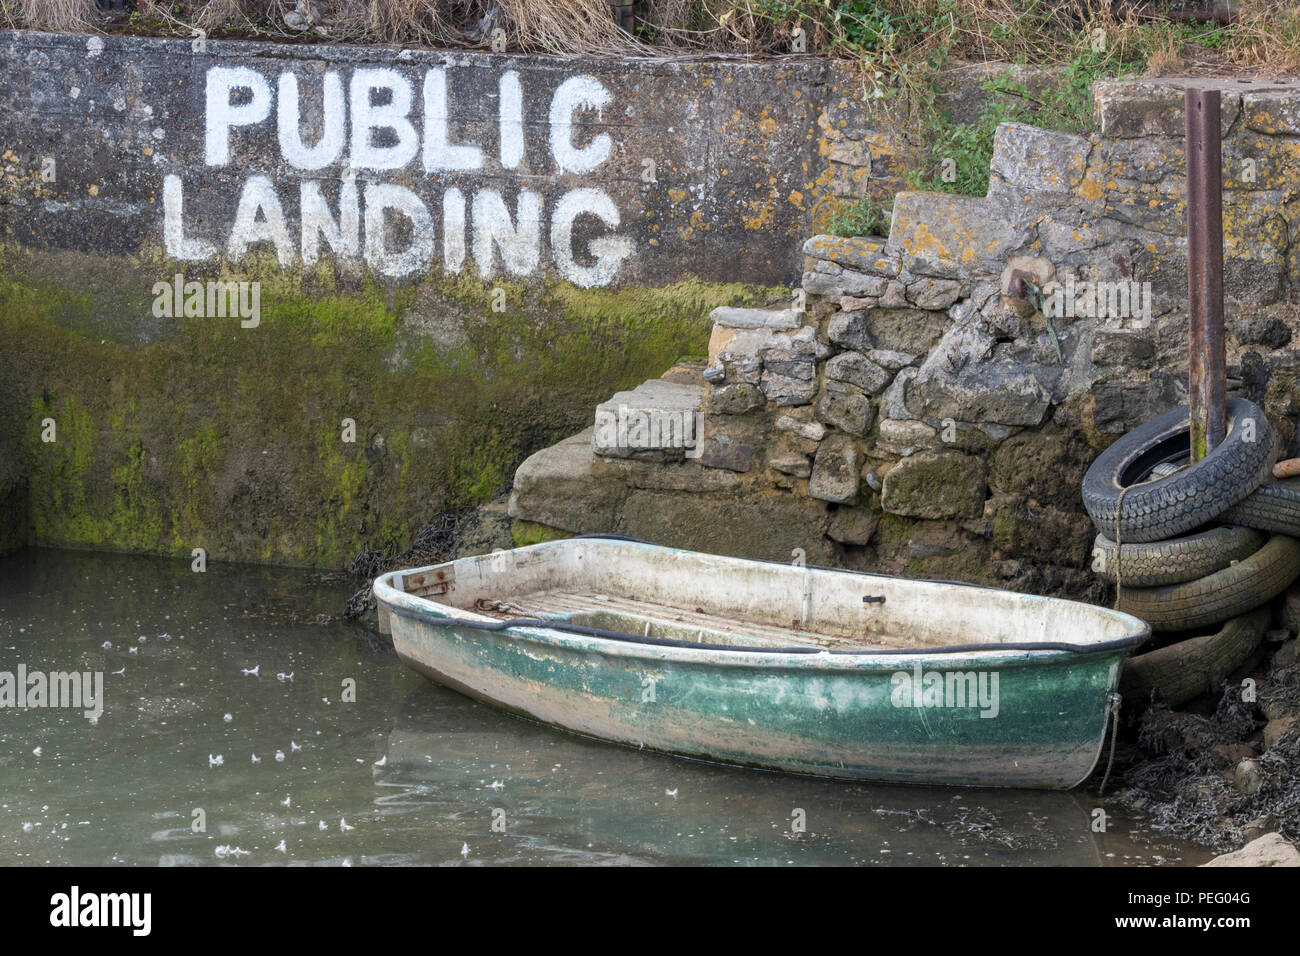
{"left": 0, "top": 243, "right": 778, "bottom": 564}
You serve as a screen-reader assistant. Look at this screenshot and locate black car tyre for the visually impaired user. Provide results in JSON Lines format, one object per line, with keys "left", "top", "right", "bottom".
{"left": 1115, "top": 534, "right": 1300, "bottom": 631}
{"left": 1092, "top": 525, "right": 1265, "bottom": 588}
{"left": 1082, "top": 399, "right": 1273, "bottom": 543}
{"left": 1220, "top": 478, "right": 1300, "bottom": 536}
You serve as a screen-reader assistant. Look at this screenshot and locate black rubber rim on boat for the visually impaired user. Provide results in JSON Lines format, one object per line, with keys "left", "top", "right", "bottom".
{"left": 1081, "top": 398, "right": 1274, "bottom": 544}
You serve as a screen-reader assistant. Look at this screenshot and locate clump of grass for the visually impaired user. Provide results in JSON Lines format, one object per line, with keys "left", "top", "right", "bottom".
{"left": 826, "top": 197, "right": 892, "bottom": 238}
{"left": 5, "top": 0, "right": 97, "bottom": 32}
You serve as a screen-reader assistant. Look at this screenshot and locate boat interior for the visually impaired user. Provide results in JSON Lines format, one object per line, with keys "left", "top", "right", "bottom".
{"left": 386, "top": 538, "right": 1146, "bottom": 652}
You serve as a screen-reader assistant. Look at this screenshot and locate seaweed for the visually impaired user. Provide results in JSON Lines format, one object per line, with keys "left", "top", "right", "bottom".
{"left": 342, "top": 509, "right": 479, "bottom": 621}
{"left": 1116, "top": 656, "right": 1300, "bottom": 852}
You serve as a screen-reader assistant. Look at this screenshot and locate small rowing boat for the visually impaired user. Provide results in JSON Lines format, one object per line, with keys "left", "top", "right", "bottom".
{"left": 373, "top": 537, "right": 1150, "bottom": 788}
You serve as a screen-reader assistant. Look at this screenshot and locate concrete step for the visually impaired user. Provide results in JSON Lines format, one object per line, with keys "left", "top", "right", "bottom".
{"left": 508, "top": 428, "right": 626, "bottom": 535}
{"left": 592, "top": 379, "right": 704, "bottom": 460}
{"left": 708, "top": 305, "right": 801, "bottom": 330}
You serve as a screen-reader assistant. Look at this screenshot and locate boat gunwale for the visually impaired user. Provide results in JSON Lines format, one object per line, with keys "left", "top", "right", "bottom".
{"left": 373, "top": 539, "right": 1151, "bottom": 667}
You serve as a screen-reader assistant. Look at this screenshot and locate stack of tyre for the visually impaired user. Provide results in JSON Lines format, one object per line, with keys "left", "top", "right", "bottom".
{"left": 1083, "top": 398, "right": 1300, "bottom": 631}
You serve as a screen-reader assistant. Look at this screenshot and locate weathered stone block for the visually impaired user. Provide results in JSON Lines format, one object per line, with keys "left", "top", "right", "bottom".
{"left": 909, "top": 366, "right": 1051, "bottom": 428}
{"left": 825, "top": 351, "right": 892, "bottom": 394}
{"left": 699, "top": 440, "right": 755, "bottom": 473}
{"left": 1232, "top": 313, "right": 1292, "bottom": 349}
{"left": 818, "top": 381, "right": 874, "bottom": 436}
{"left": 802, "top": 235, "right": 899, "bottom": 275}
{"left": 875, "top": 418, "right": 938, "bottom": 456}
{"left": 708, "top": 325, "right": 769, "bottom": 365}
{"left": 770, "top": 455, "right": 812, "bottom": 478}
{"left": 880, "top": 279, "right": 908, "bottom": 308}
{"left": 905, "top": 277, "right": 962, "bottom": 310}
{"left": 802, "top": 267, "right": 888, "bottom": 298}
{"left": 808, "top": 434, "right": 860, "bottom": 504}
{"left": 709, "top": 306, "right": 801, "bottom": 330}
{"left": 881, "top": 451, "right": 986, "bottom": 519}
{"left": 990, "top": 122, "right": 1089, "bottom": 193}
{"left": 1094, "top": 80, "right": 1240, "bottom": 139}
{"left": 827, "top": 310, "right": 874, "bottom": 350}
{"left": 761, "top": 349, "right": 816, "bottom": 380}
{"left": 865, "top": 308, "right": 950, "bottom": 355}
{"left": 720, "top": 354, "right": 762, "bottom": 385}
{"left": 827, "top": 507, "right": 879, "bottom": 545}
{"left": 705, "top": 383, "right": 765, "bottom": 415}
{"left": 1242, "top": 89, "right": 1300, "bottom": 135}
{"left": 1090, "top": 327, "right": 1156, "bottom": 367}
{"left": 1088, "top": 376, "right": 1184, "bottom": 435}
{"left": 986, "top": 493, "right": 1094, "bottom": 565}
{"left": 886, "top": 191, "right": 1031, "bottom": 270}
{"left": 761, "top": 371, "right": 817, "bottom": 406}
{"left": 592, "top": 456, "right": 743, "bottom": 494}
{"left": 618, "top": 491, "right": 832, "bottom": 564}
{"left": 879, "top": 366, "right": 918, "bottom": 420}
{"left": 592, "top": 379, "right": 704, "bottom": 460}
{"left": 840, "top": 295, "right": 880, "bottom": 311}
{"left": 509, "top": 429, "right": 627, "bottom": 533}
{"left": 866, "top": 349, "right": 917, "bottom": 371}
{"left": 774, "top": 415, "right": 826, "bottom": 442}
{"left": 988, "top": 432, "right": 1089, "bottom": 510}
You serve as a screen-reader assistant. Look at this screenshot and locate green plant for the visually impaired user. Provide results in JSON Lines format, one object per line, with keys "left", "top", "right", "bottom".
{"left": 826, "top": 197, "right": 891, "bottom": 238}
{"left": 907, "top": 47, "right": 1137, "bottom": 198}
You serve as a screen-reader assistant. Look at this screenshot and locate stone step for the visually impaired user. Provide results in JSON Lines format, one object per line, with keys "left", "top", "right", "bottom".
{"left": 592, "top": 379, "right": 704, "bottom": 460}
{"left": 801, "top": 235, "right": 896, "bottom": 274}
{"left": 508, "top": 428, "right": 627, "bottom": 535}
{"left": 708, "top": 305, "right": 801, "bottom": 330}
{"left": 884, "top": 190, "right": 1031, "bottom": 275}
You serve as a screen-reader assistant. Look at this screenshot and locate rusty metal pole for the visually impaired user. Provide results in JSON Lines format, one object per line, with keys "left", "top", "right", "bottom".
{"left": 1185, "top": 86, "right": 1226, "bottom": 461}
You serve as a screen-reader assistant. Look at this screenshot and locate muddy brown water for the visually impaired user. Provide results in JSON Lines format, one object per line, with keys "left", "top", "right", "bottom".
{"left": 0, "top": 549, "right": 1215, "bottom": 866}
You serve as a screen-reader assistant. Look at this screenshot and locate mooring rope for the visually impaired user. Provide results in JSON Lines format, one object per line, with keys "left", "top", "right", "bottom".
{"left": 1098, "top": 691, "right": 1123, "bottom": 796}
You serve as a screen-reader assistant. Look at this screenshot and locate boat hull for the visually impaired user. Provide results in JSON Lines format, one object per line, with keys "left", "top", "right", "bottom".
{"left": 390, "top": 629, "right": 1125, "bottom": 788}
{"left": 382, "top": 601, "right": 1138, "bottom": 787}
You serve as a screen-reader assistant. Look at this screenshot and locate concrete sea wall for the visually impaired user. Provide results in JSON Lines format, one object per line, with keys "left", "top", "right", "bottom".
{"left": 0, "top": 29, "right": 882, "bottom": 288}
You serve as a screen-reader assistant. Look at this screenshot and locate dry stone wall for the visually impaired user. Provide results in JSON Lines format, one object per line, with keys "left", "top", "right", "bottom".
{"left": 510, "top": 77, "right": 1300, "bottom": 598}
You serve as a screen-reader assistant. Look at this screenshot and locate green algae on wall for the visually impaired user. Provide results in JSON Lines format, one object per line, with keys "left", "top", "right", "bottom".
{"left": 0, "top": 247, "right": 779, "bottom": 567}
